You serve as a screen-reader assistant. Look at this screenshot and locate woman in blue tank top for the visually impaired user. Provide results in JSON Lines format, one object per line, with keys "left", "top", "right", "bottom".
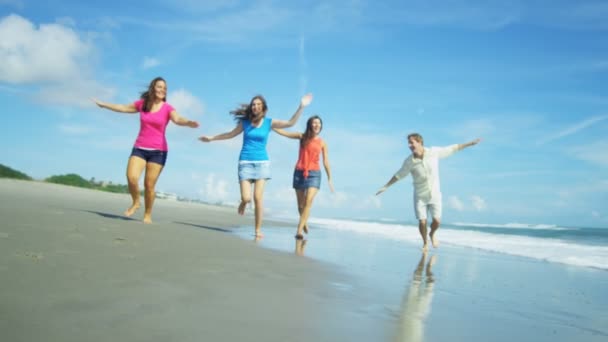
{"left": 199, "top": 93, "right": 313, "bottom": 238}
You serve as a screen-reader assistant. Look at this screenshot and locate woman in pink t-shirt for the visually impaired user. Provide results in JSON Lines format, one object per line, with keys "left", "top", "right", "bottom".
{"left": 93, "top": 77, "right": 199, "bottom": 224}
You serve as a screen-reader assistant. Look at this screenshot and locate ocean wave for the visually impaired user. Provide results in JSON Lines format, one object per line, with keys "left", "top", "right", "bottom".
{"left": 451, "top": 222, "right": 573, "bottom": 231}
{"left": 307, "top": 217, "right": 608, "bottom": 270}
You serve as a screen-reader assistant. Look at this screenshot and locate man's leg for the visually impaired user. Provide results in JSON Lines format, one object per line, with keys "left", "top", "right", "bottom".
{"left": 418, "top": 219, "right": 429, "bottom": 251}
{"left": 428, "top": 200, "right": 442, "bottom": 248}
{"left": 429, "top": 218, "right": 441, "bottom": 248}
{"left": 415, "top": 198, "right": 429, "bottom": 250}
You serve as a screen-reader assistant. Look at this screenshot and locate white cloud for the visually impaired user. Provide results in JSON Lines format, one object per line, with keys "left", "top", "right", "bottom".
{"left": 471, "top": 195, "right": 487, "bottom": 211}
{"left": 168, "top": 89, "right": 205, "bottom": 117}
{"left": 566, "top": 140, "right": 608, "bottom": 167}
{"left": 0, "top": 14, "right": 112, "bottom": 108}
{"left": 316, "top": 190, "right": 350, "bottom": 209}
{"left": 142, "top": 56, "right": 160, "bottom": 69}
{"left": 537, "top": 115, "right": 608, "bottom": 145}
{"left": 197, "top": 173, "right": 229, "bottom": 203}
{"left": 0, "top": 14, "right": 95, "bottom": 84}
{"left": 448, "top": 196, "right": 465, "bottom": 211}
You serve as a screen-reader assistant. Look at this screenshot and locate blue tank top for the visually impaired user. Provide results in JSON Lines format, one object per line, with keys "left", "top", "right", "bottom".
{"left": 239, "top": 117, "right": 272, "bottom": 161}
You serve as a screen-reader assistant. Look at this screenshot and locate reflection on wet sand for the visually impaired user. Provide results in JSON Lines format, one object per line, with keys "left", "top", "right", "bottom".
{"left": 295, "top": 239, "right": 307, "bottom": 256}
{"left": 395, "top": 252, "right": 437, "bottom": 342}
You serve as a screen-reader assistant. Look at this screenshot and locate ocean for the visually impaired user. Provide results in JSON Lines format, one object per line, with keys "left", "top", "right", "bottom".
{"left": 257, "top": 216, "right": 608, "bottom": 271}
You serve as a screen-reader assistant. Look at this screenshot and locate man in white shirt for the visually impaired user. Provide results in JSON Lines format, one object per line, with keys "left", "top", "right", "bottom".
{"left": 376, "top": 133, "right": 481, "bottom": 251}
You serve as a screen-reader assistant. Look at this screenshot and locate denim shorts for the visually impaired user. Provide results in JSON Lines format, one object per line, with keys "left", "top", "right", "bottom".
{"left": 131, "top": 147, "right": 168, "bottom": 166}
{"left": 293, "top": 169, "right": 321, "bottom": 190}
{"left": 238, "top": 161, "right": 271, "bottom": 182}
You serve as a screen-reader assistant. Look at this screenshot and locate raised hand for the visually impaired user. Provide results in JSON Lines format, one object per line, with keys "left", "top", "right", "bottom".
{"left": 300, "top": 93, "right": 313, "bottom": 108}
{"left": 198, "top": 136, "right": 212, "bottom": 142}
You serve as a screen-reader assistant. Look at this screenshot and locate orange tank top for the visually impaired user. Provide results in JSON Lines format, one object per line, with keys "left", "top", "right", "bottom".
{"left": 295, "top": 137, "right": 323, "bottom": 178}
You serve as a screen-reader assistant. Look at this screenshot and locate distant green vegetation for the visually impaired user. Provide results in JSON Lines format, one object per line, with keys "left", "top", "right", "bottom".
{"left": 45, "top": 174, "right": 129, "bottom": 194}
{"left": 46, "top": 173, "right": 93, "bottom": 188}
{"left": 0, "top": 164, "right": 33, "bottom": 180}
{"left": 1, "top": 163, "right": 129, "bottom": 194}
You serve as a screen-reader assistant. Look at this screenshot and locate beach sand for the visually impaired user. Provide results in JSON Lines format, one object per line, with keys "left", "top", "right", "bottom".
{"left": 1, "top": 179, "right": 607, "bottom": 341}
{"left": 0, "top": 179, "right": 386, "bottom": 342}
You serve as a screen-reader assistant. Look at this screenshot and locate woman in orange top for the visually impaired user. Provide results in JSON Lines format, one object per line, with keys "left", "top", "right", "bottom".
{"left": 274, "top": 115, "right": 334, "bottom": 239}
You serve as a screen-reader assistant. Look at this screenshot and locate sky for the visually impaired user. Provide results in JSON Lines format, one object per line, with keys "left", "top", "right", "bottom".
{"left": 1, "top": 0, "right": 607, "bottom": 228}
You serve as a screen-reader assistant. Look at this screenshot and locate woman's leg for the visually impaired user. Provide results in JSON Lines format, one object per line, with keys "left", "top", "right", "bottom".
{"left": 124, "top": 156, "right": 146, "bottom": 217}
{"left": 295, "top": 189, "right": 308, "bottom": 233}
{"left": 142, "top": 162, "right": 164, "bottom": 224}
{"left": 295, "top": 187, "right": 319, "bottom": 239}
{"left": 238, "top": 180, "right": 252, "bottom": 215}
{"left": 252, "top": 179, "right": 266, "bottom": 237}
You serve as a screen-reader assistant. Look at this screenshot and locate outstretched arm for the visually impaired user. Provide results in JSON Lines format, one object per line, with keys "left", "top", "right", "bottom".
{"left": 170, "top": 110, "right": 199, "bottom": 128}
{"left": 271, "top": 93, "right": 313, "bottom": 129}
{"left": 273, "top": 128, "right": 303, "bottom": 140}
{"left": 92, "top": 98, "right": 138, "bottom": 113}
{"left": 457, "top": 138, "right": 481, "bottom": 151}
{"left": 321, "top": 143, "right": 335, "bottom": 193}
{"left": 376, "top": 159, "right": 411, "bottom": 195}
{"left": 376, "top": 176, "right": 399, "bottom": 196}
{"left": 199, "top": 122, "right": 243, "bottom": 142}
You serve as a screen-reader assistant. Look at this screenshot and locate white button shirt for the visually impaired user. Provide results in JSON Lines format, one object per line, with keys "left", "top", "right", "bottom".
{"left": 393, "top": 145, "right": 459, "bottom": 202}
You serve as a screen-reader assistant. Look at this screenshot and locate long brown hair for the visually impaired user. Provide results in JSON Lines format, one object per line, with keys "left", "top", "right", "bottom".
{"left": 140, "top": 77, "right": 167, "bottom": 112}
{"left": 230, "top": 95, "right": 268, "bottom": 122}
{"left": 301, "top": 115, "right": 322, "bottom": 147}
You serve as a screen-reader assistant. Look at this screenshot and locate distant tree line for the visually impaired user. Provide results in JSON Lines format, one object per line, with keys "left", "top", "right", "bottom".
{"left": 0, "top": 164, "right": 129, "bottom": 194}
{"left": 0, "top": 164, "right": 32, "bottom": 180}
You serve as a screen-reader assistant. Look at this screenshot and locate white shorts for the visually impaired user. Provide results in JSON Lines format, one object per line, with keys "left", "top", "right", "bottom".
{"left": 414, "top": 195, "right": 442, "bottom": 221}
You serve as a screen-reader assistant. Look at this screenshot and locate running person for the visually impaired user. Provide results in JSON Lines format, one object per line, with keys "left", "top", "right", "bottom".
{"left": 376, "top": 133, "right": 481, "bottom": 250}
{"left": 93, "top": 77, "right": 199, "bottom": 224}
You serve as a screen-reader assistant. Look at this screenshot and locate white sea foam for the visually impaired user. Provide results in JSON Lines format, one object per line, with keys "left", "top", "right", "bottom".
{"left": 307, "top": 217, "right": 608, "bottom": 270}
{"left": 451, "top": 222, "right": 572, "bottom": 231}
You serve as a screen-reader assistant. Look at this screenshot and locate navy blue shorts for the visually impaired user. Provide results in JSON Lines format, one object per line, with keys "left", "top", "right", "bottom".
{"left": 130, "top": 147, "right": 168, "bottom": 166}
{"left": 293, "top": 169, "right": 321, "bottom": 190}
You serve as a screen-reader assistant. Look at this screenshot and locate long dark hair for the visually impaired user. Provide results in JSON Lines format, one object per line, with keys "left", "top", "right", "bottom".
{"left": 301, "top": 115, "right": 322, "bottom": 147}
{"left": 230, "top": 95, "right": 268, "bottom": 122}
{"left": 140, "top": 77, "right": 167, "bottom": 112}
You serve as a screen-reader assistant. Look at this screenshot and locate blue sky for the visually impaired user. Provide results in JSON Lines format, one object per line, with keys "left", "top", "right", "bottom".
{"left": 1, "top": 0, "right": 607, "bottom": 228}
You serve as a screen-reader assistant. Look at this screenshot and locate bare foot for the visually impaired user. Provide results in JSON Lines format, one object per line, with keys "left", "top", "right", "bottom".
{"left": 303, "top": 224, "right": 309, "bottom": 234}
{"left": 422, "top": 243, "right": 428, "bottom": 252}
{"left": 254, "top": 229, "right": 264, "bottom": 238}
{"left": 295, "top": 233, "right": 304, "bottom": 240}
{"left": 430, "top": 232, "right": 439, "bottom": 248}
{"left": 237, "top": 201, "right": 247, "bottom": 215}
{"left": 143, "top": 214, "right": 152, "bottom": 224}
{"left": 124, "top": 204, "right": 140, "bottom": 217}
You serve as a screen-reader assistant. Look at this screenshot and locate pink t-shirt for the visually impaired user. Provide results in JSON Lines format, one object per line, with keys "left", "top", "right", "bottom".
{"left": 132, "top": 99, "right": 174, "bottom": 151}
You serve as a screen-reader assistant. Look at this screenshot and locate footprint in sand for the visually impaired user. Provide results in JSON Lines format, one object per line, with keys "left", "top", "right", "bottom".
{"left": 17, "top": 251, "right": 44, "bottom": 261}
{"left": 113, "top": 237, "right": 127, "bottom": 244}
